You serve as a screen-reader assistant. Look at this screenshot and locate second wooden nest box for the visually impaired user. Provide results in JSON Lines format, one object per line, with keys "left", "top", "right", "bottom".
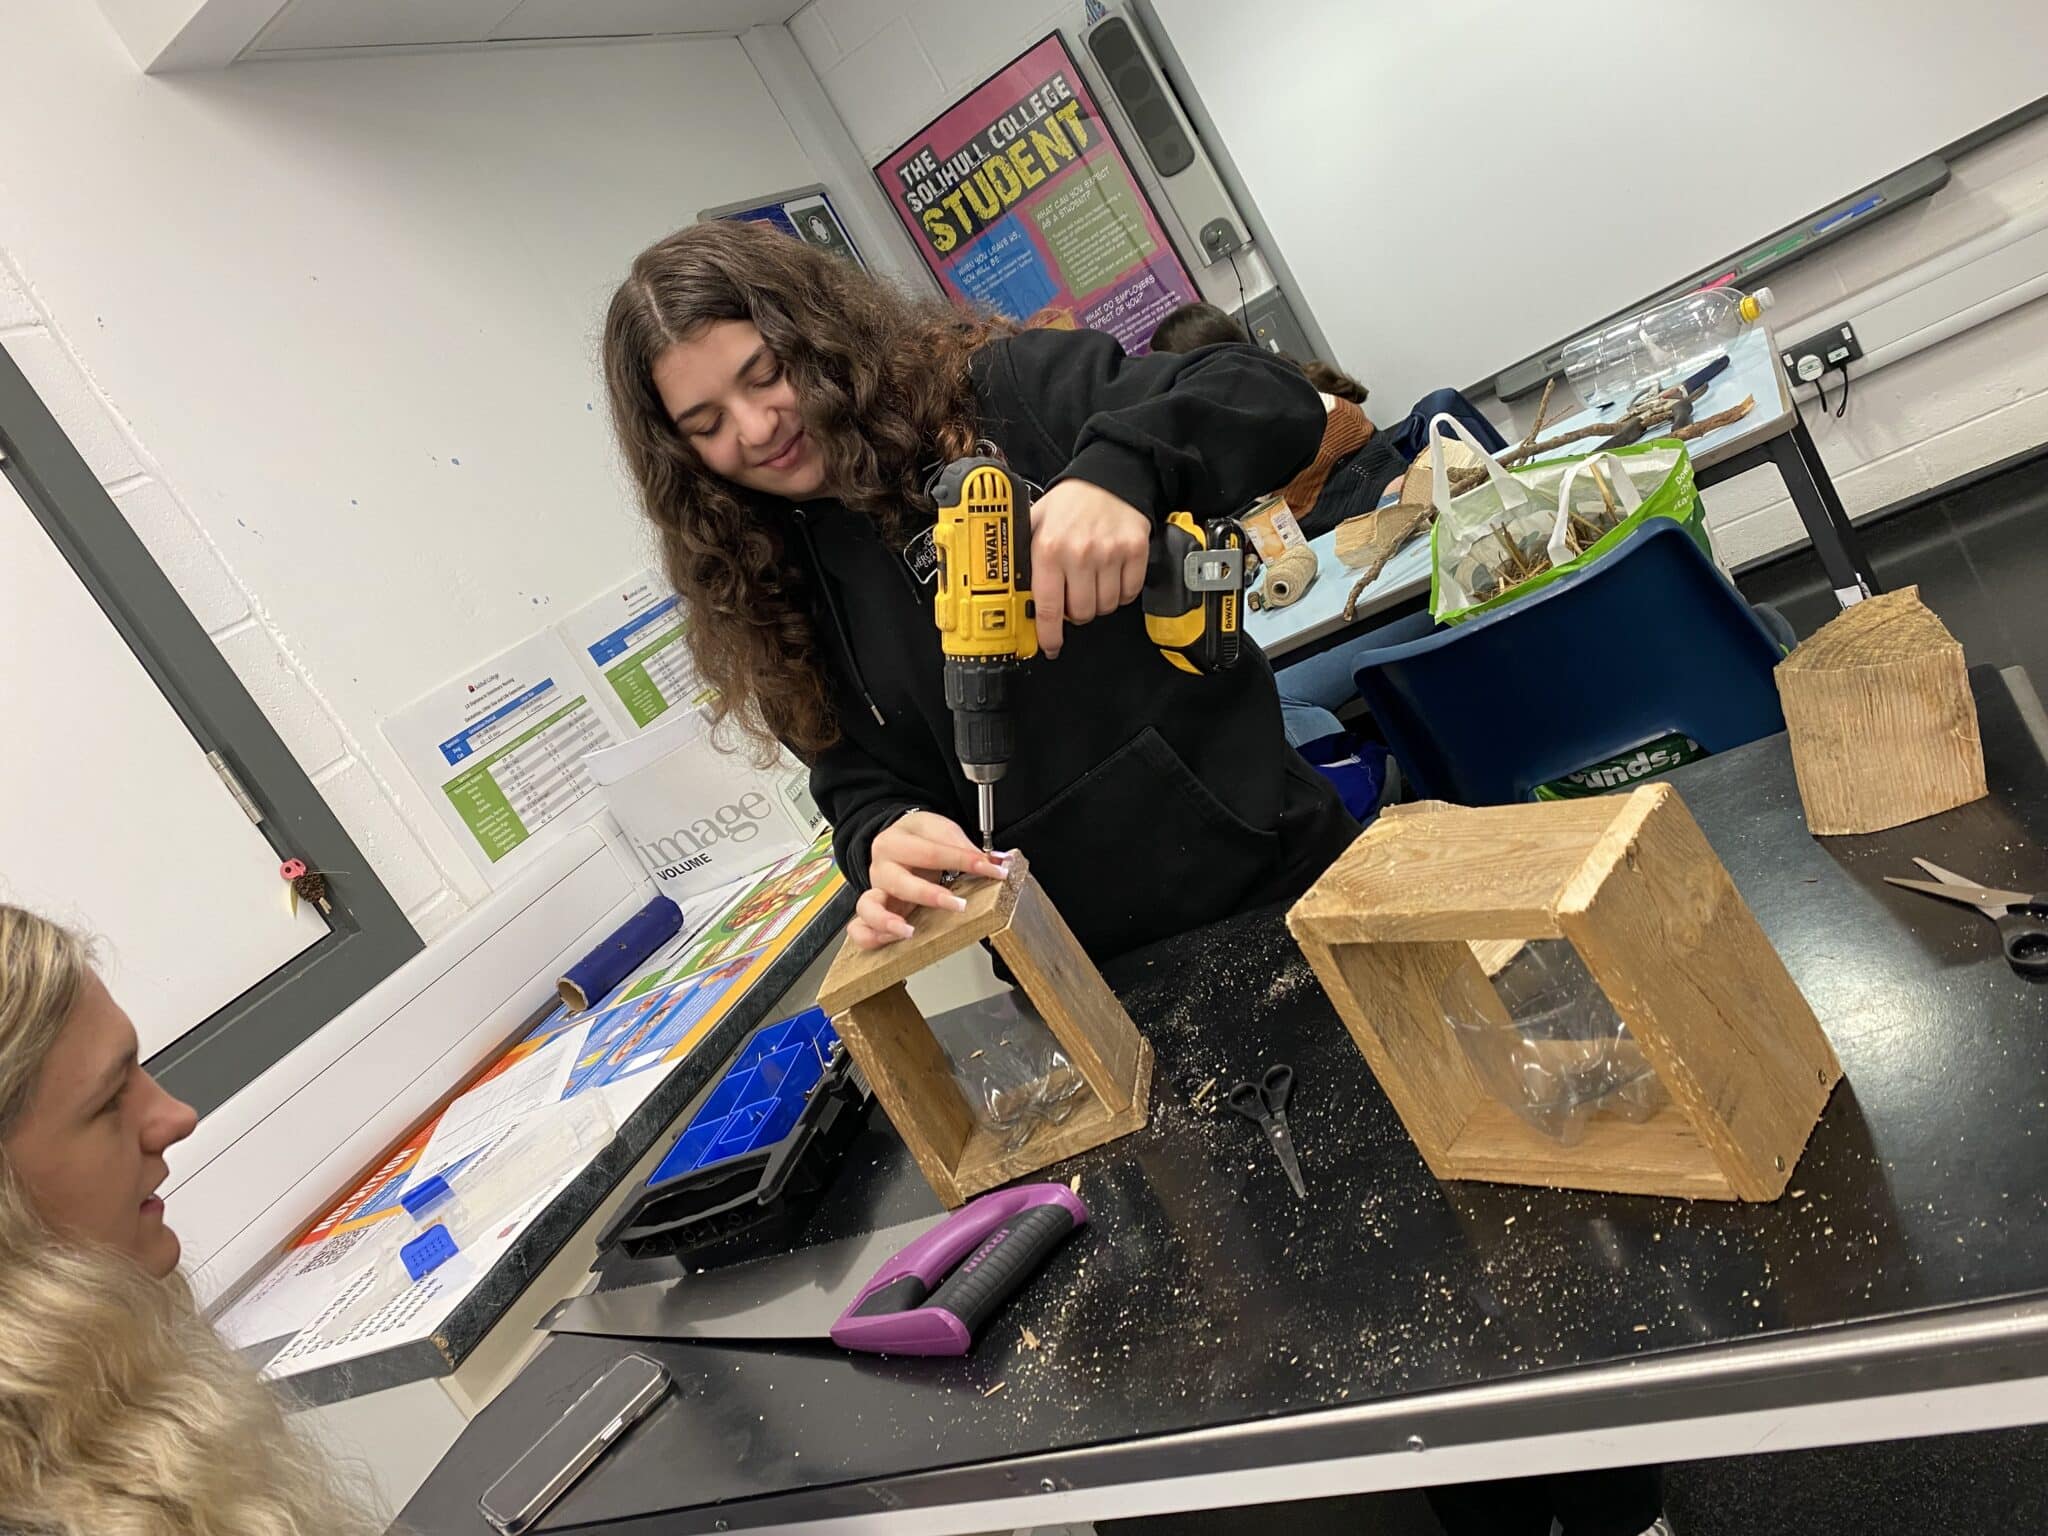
{"left": 1288, "top": 785, "right": 1841, "bottom": 1201}
{"left": 817, "top": 854, "right": 1152, "bottom": 1207}
{"left": 1775, "top": 584, "right": 1987, "bottom": 835}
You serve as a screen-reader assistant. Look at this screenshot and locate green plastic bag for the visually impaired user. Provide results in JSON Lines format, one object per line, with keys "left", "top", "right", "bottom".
{"left": 1425, "top": 413, "right": 1712, "bottom": 625}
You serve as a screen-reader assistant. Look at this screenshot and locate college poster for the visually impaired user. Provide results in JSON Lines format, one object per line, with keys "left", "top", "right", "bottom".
{"left": 875, "top": 33, "right": 1200, "bottom": 354}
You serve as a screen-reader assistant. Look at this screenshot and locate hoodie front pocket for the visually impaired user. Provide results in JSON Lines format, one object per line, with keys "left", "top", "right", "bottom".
{"left": 1001, "top": 726, "right": 1279, "bottom": 962}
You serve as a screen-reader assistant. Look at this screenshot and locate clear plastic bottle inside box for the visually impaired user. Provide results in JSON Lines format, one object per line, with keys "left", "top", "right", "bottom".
{"left": 934, "top": 991, "right": 1087, "bottom": 1153}
{"left": 1439, "top": 941, "right": 1665, "bottom": 1144}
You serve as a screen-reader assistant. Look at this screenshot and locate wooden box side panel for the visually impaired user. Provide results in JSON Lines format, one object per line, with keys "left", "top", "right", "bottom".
{"left": 1292, "top": 929, "right": 1492, "bottom": 1169}
{"left": 1443, "top": 1099, "right": 1734, "bottom": 1200}
{"left": 1288, "top": 798, "right": 1627, "bottom": 945}
{"left": 1560, "top": 791, "right": 1841, "bottom": 1200}
{"left": 832, "top": 983, "right": 973, "bottom": 1206}
{"left": 1775, "top": 586, "right": 1988, "bottom": 836}
{"left": 1780, "top": 649, "right": 1987, "bottom": 834}
{"left": 817, "top": 862, "right": 1025, "bottom": 1016}
{"left": 991, "top": 876, "right": 1146, "bottom": 1114}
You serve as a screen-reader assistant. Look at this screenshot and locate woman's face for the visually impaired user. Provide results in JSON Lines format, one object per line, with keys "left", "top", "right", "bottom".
{"left": 651, "top": 319, "right": 828, "bottom": 500}
{"left": 3, "top": 974, "right": 198, "bottom": 1277}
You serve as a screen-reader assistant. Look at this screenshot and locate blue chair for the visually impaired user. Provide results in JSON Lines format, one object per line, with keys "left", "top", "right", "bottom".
{"left": 1349, "top": 520, "right": 1786, "bottom": 805}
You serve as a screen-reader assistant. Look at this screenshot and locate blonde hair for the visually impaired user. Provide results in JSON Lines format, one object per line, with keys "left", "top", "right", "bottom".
{"left": 0, "top": 904, "right": 384, "bottom": 1536}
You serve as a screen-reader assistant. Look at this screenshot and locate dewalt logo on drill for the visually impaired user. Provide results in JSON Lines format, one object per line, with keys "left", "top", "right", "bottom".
{"left": 976, "top": 516, "right": 1009, "bottom": 586}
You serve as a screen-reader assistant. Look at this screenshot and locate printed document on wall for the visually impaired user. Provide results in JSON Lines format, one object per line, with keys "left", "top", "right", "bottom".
{"left": 559, "top": 571, "right": 711, "bottom": 732}
{"left": 384, "top": 632, "right": 619, "bottom": 883}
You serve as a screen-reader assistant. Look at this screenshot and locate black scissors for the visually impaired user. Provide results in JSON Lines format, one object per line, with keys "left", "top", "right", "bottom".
{"left": 1884, "top": 857, "right": 2048, "bottom": 980}
{"left": 1228, "top": 1064, "right": 1306, "bottom": 1198}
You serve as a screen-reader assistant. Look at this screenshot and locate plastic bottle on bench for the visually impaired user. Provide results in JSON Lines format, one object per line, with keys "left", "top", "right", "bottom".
{"left": 1563, "top": 286, "right": 1774, "bottom": 404}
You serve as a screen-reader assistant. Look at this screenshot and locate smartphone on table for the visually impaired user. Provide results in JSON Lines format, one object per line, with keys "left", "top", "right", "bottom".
{"left": 479, "top": 1352, "right": 670, "bottom": 1534}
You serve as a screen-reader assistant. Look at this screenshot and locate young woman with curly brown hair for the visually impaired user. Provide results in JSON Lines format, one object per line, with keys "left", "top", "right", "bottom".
{"left": 603, "top": 220, "right": 1357, "bottom": 961}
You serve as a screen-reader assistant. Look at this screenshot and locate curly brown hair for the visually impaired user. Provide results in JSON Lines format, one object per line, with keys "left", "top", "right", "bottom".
{"left": 603, "top": 221, "right": 1009, "bottom": 758}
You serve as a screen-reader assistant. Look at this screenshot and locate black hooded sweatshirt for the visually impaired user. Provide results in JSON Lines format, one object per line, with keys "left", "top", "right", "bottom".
{"left": 768, "top": 327, "right": 1358, "bottom": 962}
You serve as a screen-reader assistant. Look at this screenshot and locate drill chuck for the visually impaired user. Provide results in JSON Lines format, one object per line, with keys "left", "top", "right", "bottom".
{"left": 943, "top": 656, "right": 1017, "bottom": 784}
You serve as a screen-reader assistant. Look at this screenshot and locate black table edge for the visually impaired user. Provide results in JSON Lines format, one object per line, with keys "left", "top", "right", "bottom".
{"left": 612, "top": 1293, "right": 2048, "bottom": 1535}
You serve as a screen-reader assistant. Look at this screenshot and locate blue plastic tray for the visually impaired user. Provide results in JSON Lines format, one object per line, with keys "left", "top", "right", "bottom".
{"left": 645, "top": 1006, "right": 838, "bottom": 1185}
{"left": 599, "top": 1006, "right": 869, "bottom": 1261}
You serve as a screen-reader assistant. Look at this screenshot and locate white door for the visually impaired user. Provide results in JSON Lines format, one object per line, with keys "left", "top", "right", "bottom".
{"left": 0, "top": 470, "right": 326, "bottom": 1058}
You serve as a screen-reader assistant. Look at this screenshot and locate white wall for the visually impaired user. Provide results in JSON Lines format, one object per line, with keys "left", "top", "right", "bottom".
{"left": 1147, "top": 0, "right": 2048, "bottom": 419}
{"left": 1675, "top": 118, "right": 2048, "bottom": 567}
{"left": 788, "top": 0, "right": 1280, "bottom": 315}
{"left": 0, "top": 8, "right": 817, "bottom": 935}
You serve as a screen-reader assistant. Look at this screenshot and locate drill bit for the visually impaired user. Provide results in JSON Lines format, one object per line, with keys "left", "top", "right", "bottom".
{"left": 977, "top": 783, "right": 996, "bottom": 855}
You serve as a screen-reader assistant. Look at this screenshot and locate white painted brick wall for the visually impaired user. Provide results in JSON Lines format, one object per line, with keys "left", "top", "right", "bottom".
{"left": 0, "top": 253, "right": 464, "bottom": 934}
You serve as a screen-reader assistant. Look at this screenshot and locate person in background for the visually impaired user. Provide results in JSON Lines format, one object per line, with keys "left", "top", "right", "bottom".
{"left": 0, "top": 903, "right": 382, "bottom": 1536}
{"left": 1148, "top": 300, "right": 1507, "bottom": 538}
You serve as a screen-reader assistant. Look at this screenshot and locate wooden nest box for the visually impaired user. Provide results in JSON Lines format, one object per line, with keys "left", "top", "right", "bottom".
{"left": 817, "top": 855, "right": 1152, "bottom": 1207}
{"left": 1288, "top": 786, "right": 1840, "bottom": 1201}
{"left": 1776, "top": 585, "right": 1987, "bottom": 835}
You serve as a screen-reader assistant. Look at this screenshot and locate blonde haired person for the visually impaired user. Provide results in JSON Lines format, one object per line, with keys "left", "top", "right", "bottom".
{"left": 0, "top": 903, "right": 382, "bottom": 1536}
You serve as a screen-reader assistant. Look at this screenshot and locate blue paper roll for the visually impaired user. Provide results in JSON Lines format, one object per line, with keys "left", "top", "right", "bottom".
{"left": 557, "top": 894, "right": 684, "bottom": 1011}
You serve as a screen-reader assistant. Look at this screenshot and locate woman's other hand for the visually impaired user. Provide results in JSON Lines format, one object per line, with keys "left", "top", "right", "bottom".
{"left": 1028, "top": 479, "right": 1150, "bottom": 658}
{"left": 849, "top": 811, "right": 1010, "bottom": 949}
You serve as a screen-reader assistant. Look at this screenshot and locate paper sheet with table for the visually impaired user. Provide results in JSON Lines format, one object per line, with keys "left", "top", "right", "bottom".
{"left": 215, "top": 836, "right": 845, "bottom": 1375}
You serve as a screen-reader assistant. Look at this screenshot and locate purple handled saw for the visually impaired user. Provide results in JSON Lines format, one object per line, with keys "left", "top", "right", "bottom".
{"left": 540, "top": 1184, "right": 1088, "bottom": 1357}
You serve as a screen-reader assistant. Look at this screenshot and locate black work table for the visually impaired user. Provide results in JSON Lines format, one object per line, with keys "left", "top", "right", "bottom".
{"left": 404, "top": 668, "right": 2048, "bottom": 1535}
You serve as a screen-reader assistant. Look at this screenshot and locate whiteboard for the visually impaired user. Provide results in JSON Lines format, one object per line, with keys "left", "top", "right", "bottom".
{"left": 0, "top": 474, "right": 325, "bottom": 1059}
{"left": 1149, "top": 0, "right": 2048, "bottom": 409}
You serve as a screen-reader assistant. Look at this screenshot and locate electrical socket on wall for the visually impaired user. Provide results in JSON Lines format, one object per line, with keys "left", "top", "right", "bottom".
{"left": 1781, "top": 322, "right": 1863, "bottom": 384}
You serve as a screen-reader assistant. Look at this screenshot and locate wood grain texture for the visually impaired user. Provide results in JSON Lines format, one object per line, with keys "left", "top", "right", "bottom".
{"left": 1444, "top": 1099, "right": 1732, "bottom": 1200}
{"left": 816, "top": 856, "right": 1027, "bottom": 1016}
{"left": 1776, "top": 585, "right": 1988, "bottom": 835}
{"left": 1290, "top": 785, "right": 1838, "bottom": 1200}
{"left": 1469, "top": 938, "right": 1526, "bottom": 976}
{"left": 831, "top": 982, "right": 974, "bottom": 1206}
{"left": 1330, "top": 437, "right": 1477, "bottom": 571}
{"left": 1289, "top": 798, "right": 1624, "bottom": 944}
{"left": 1558, "top": 787, "right": 1840, "bottom": 1200}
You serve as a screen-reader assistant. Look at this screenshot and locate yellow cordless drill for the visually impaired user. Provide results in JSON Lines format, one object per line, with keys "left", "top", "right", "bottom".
{"left": 927, "top": 455, "right": 1248, "bottom": 852}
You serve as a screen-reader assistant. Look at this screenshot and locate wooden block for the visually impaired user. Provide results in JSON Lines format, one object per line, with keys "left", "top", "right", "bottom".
{"left": 1288, "top": 785, "right": 1841, "bottom": 1201}
{"left": 1296, "top": 935, "right": 1487, "bottom": 1169}
{"left": 821, "top": 854, "right": 1151, "bottom": 1207}
{"left": 1776, "top": 585, "right": 1988, "bottom": 834}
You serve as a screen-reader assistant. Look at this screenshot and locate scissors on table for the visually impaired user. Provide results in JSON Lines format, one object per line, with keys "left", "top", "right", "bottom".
{"left": 1228, "top": 1064, "right": 1307, "bottom": 1199}
{"left": 1884, "top": 857, "right": 2048, "bottom": 980}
